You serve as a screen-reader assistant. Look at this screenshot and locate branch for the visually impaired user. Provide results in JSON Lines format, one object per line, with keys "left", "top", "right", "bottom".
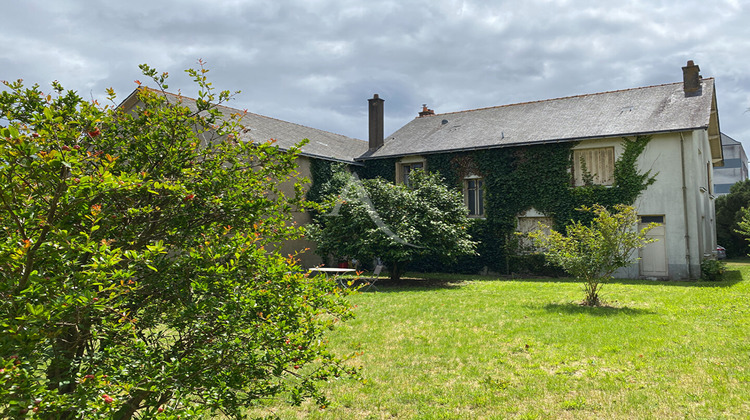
{"left": 20, "top": 165, "right": 69, "bottom": 290}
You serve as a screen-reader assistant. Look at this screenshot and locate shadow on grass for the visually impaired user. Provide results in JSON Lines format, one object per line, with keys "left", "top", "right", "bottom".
{"left": 338, "top": 269, "right": 745, "bottom": 293}
{"left": 491, "top": 272, "right": 745, "bottom": 288}
{"left": 538, "top": 302, "right": 656, "bottom": 316}
{"left": 359, "top": 278, "right": 467, "bottom": 293}
{"left": 335, "top": 274, "right": 471, "bottom": 293}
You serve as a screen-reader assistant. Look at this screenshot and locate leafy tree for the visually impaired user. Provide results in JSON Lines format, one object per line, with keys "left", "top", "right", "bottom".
{"left": 733, "top": 205, "right": 750, "bottom": 254}
{"left": 715, "top": 179, "right": 750, "bottom": 257}
{"left": 526, "top": 204, "right": 656, "bottom": 306}
{"left": 309, "top": 170, "right": 476, "bottom": 282}
{"left": 0, "top": 63, "right": 356, "bottom": 419}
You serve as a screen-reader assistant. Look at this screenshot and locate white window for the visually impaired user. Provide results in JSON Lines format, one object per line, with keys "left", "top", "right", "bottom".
{"left": 464, "top": 177, "right": 484, "bottom": 217}
{"left": 572, "top": 147, "right": 615, "bottom": 186}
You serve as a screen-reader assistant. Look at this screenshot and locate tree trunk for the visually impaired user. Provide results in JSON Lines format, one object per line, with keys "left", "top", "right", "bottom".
{"left": 44, "top": 325, "right": 86, "bottom": 420}
{"left": 113, "top": 389, "right": 152, "bottom": 420}
{"left": 388, "top": 261, "right": 405, "bottom": 283}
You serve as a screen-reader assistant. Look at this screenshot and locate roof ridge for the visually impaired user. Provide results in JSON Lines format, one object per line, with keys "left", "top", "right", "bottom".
{"left": 423, "top": 78, "right": 714, "bottom": 118}
{"left": 154, "top": 88, "right": 364, "bottom": 142}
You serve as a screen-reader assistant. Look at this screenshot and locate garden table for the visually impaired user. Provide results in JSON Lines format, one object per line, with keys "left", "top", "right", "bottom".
{"left": 308, "top": 267, "right": 357, "bottom": 287}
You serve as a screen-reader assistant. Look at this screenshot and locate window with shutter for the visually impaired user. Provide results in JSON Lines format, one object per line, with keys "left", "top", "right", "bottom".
{"left": 516, "top": 216, "right": 554, "bottom": 251}
{"left": 399, "top": 161, "right": 424, "bottom": 187}
{"left": 572, "top": 147, "right": 615, "bottom": 186}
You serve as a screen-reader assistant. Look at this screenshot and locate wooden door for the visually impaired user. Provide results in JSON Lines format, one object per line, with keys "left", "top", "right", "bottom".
{"left": 639, "top": 216, "right": 667, "bottom": 278}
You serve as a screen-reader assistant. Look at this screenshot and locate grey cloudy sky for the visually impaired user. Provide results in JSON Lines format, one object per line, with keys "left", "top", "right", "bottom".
{"left": 2, "top": 0, "right": 750, "bottom": 149}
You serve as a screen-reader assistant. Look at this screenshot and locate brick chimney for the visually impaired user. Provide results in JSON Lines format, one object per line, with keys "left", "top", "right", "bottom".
{"left": 418, "top": 104, "right": 435, "bottom": 117}
{"left": 682, "top": 60, "right": 702, "bottom": 96}
{"left": 368, "top": 94, "right": 384, "bottom": 151}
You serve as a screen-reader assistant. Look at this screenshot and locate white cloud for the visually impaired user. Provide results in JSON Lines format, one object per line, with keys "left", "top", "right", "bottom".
{"left": 1, "top": 0, "right": 749, "bottom": 146}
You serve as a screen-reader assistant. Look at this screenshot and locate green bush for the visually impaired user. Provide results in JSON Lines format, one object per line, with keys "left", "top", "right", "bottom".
{"left": 527, "top": 204, "right": 657, "bottom": 306}
{"left": 0, "top": 65, "right": 356, "bottom": 419}
{"left": 700, "top": 259, "right": 726, "bottom": 281}
{"left": 309, "top": 170, "right": 477, "bottom": 282}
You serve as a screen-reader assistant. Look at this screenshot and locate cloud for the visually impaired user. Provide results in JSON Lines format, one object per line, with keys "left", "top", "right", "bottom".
{"left": 1, "top": 0, "right": 749, "bottom": 144}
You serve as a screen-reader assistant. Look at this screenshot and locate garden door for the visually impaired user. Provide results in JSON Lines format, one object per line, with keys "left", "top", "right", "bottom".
{"left": 639, "top": 215, "right": 667, "bottom": 278}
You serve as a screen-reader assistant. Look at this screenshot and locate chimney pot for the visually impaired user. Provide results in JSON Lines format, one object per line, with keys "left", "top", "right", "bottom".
{"left": 682, "top": 60, "right": 702, "bottom": 96}
{"left": 418, "top": 104, "right": 435, "bottom": 117}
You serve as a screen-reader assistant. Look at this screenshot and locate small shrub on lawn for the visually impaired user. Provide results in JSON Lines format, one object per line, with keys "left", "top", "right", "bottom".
{"left": 701, "top": 258, "right": 726, "bottom": 281}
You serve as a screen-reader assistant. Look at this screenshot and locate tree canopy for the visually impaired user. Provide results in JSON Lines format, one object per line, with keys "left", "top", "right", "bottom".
{"left": 0, "top": 63, "right": 356, "bottom": 419}
{"left": 309, "top": 170, "right": 477, "bottom": 282}
{"left": 715, "top": 179, "right": 750, "bottom": 257}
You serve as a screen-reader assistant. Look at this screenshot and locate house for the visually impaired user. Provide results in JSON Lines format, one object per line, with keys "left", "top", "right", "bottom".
{"left": 356, "top": 61, "right": 723, "bottom": 280}
{"left": 118, "top": 87, "right": 367, "bottom": 268}
{"left": 714, "top": 133, "right": 748, "bottom": 195}
{"left": 118, "top": 61, "right": 724, "bottom": 279}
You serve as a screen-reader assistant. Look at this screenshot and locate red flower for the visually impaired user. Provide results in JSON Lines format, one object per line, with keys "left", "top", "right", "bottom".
{"left": 102, "top": 394, "right": 114, "bottom": 404}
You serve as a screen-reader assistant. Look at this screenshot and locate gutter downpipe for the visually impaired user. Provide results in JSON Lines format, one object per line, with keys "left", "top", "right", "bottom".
{"left": 680, "top": 132, "right": 693, "bottom": 279}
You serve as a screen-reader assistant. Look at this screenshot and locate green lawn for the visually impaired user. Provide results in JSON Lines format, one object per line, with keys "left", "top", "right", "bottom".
{"left": 250, "top": 263, "right": 750, "bottom": 419}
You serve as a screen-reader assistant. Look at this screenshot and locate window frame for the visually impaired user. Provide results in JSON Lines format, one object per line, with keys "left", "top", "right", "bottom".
{"left": 516, "top": 209, "right": 553, "bottom": 252}
{"left": 463, "top": 175, "right": 485, "bottom": 218}
{"left": 572, "top": 146, "right": 615, "bottom": 186}
{"left": 396, "top": 157, "right": 426, "bottom": 187}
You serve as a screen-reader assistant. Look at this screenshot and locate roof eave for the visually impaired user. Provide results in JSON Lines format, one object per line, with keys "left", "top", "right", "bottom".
{"left": 300, "top": 152, "right": 365, "bottom": 166}
{"left": 356, "top": 127, "right": 711, "bottom": 161}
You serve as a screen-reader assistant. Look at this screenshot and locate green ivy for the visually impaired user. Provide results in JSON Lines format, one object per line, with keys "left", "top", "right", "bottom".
{"left": 354, "top": 157, "right": 397, "bottom": 182}
{"left": 307, "top": 158, "right": 346, "bottom": 205}
{"left": 365, "top": 136, "right": 656, "bottom": 273}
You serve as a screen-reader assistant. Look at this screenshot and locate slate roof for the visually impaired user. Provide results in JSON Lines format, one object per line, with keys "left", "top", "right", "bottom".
{"left": 361, "top": 78, "right": 717, "bottom": 160}
{"left": 232, "top": 108, "right": 367, "bottom": 164}
{"left": 121, "top": 88, "right": 367, "bottom": 164}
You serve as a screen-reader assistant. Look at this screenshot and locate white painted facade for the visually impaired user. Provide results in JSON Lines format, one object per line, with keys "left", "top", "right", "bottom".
{"left": 573, "top": 129, "right": 718, "bottom": 280}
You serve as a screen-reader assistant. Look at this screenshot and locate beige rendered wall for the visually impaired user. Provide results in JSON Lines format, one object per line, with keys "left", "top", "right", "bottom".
{"left": 275, "top": 156, "right": 324, "bottom": 268}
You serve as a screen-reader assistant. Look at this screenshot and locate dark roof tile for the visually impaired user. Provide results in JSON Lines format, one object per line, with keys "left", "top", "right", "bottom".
{"left": 363, "top": 79, "right": 716, "bottom": 159}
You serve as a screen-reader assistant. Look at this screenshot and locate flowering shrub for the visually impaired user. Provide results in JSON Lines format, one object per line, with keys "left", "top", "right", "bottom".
{"left": 0, "top": 63, "right": 356, "bottom": 419}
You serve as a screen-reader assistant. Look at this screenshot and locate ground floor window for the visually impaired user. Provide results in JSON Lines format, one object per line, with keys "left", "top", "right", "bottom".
{"left": 516, "top": 211, "right": 553, "bottom": 251}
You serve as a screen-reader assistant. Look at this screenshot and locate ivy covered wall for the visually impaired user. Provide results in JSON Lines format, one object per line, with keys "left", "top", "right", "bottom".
{"left": 306, "top": 136, "right": 655, "bottom": 274}
{"left": 373, "top": 136, "right": 654, "bottom": 274}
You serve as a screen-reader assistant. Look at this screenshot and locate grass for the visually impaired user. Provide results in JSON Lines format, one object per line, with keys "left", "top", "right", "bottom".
{"left": 248, "top": 262, "right": 750, "bottom": 419}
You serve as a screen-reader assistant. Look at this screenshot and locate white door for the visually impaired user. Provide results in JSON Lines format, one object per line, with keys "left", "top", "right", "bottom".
{"left": 639, "top": 216, "right": 667, "bottom": 278}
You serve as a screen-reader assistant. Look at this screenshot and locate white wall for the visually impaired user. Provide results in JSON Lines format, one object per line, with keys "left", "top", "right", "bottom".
{"left": 575, "top": 130, "right": 717, "bottom": 280}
